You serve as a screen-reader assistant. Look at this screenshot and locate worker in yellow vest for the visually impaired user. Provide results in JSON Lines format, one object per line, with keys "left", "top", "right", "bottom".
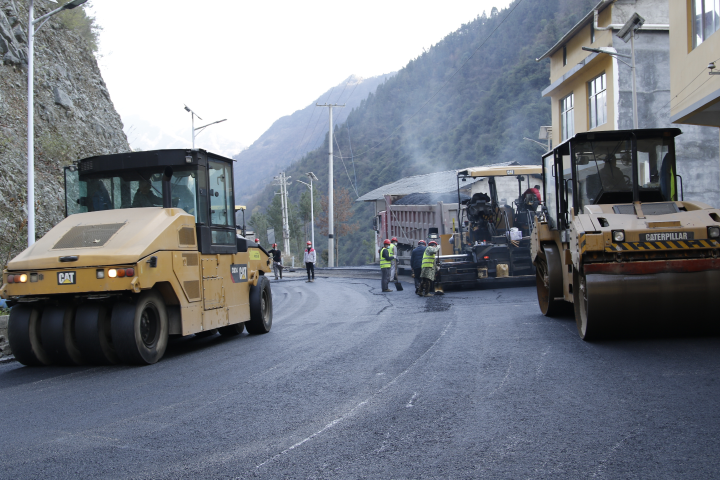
{"left": 389, "top": 236, "right": 399, "bottom": 282}
{"left": 420, "top": 240, "right": 439, "bottom": 296}
{"left": 380, "top": 239, "right": 395, "bottom": 292}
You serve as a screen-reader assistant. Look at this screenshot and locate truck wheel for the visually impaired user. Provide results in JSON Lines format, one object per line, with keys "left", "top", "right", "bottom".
{"left": 219, "top": 322, "right": 244, "bottom": 336}
{"left": 8, "top": 305, "right": 51, "bottom": 366}
{"left": 245, "top": 276, "right": 272, "bottom": 334}
{"left": 40, "top": 305, "right": 84, "bottom": 365}
{"left": 75, "top": 304, "right": 119, "bottom": 365}
{"left": 111, "top": 290, "right": 169, "bottom": 365}
{"left": 535, "top": 243, "right": 563, "bottom": 316}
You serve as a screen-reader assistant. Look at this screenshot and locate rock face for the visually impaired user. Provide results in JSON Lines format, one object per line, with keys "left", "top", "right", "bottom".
{"left": 0, "top": 0, "right": 129, "bottom": 271}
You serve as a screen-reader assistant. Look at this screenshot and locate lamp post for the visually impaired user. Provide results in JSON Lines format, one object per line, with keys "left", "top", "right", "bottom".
{"left": 297, "top": 172, "right": 318, "bottom": 248}
{"left": 26, "top": 0, "right": 87, "bottom": 247}
{"left": 184, "top": 105, "right": 226, "bottom": 149}
{"left": 582, "top": 12, "right": 645, "bottom": 129}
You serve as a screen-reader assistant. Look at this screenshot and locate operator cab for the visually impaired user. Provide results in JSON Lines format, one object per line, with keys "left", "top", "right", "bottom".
{"left": 64, "top": 149, "right": 238, "bottom": 255}
{"left": 542, "top": 128, "right": 681, "bottom": 230}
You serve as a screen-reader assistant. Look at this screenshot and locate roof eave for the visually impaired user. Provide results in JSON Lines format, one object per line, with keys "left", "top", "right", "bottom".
{"left": 535, "top": 0, "right": 613, "bottom": 62}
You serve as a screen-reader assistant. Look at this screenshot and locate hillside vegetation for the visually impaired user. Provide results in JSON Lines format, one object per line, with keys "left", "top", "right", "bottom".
{"left": 250, "top": 0, "right": 598, "bottom": 265}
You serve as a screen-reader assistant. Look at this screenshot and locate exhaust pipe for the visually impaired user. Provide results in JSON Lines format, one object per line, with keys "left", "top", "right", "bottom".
{"left": 162, "top": 166, "right": 173, "bottom": 209}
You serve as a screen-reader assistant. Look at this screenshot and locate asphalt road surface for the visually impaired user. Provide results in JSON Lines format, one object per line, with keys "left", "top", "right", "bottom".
{"left": 2, "top": 272, "right": 720, "bottom": 479}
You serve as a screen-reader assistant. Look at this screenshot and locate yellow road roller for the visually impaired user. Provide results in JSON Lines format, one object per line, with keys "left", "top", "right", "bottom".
{"left": 532, "top": 128, "right": 720, "bottom": 339}
{"left": 1, "top": 149, "right": 273, "bottom": 365}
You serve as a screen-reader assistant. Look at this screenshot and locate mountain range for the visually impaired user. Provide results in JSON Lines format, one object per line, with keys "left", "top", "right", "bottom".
{"left": 232, "top": 73, "right": 395, "bottom": 211}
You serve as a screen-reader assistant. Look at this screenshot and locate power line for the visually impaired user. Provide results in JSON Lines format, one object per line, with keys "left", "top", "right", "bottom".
{"left": 347, "top": 121, "right": 357, "bottom": 192}
{"left": 333, "top": 132, "right": 360, "bottom": 198}
{"left": 652, "top": 53, "right": 720, "bottom": 119}
{"left": 290, "top": 85, "right": 338, "bottom": 165}
{"left": 334, "top": 0, "right": 526, "bottom": 160}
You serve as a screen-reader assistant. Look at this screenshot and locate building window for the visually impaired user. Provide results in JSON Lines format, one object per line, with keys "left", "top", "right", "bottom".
{"left": 562, "top": 45, "right": 567, "bottom": 66}
{"left": 561, "top": 93, "right": 574, "bottom": 141}
{"left": 693, "top": 0, "right": 720, "bottom": 48}
{"left": 588, "top": 73, "right": 607, "bottom": 129}
{"left": 590, "top": 22, "right": 595, "bottom": 43}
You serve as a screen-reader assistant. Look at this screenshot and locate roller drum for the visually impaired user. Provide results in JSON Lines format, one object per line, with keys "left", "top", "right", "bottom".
{"left": 578, "top": 270, "right": 720, "bottom": 338}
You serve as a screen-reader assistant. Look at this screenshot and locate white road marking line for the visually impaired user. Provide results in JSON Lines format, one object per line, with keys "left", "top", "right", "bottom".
{"left": 254, "top": 320, "right": 453, "bottom": 470}
{"left": 406, "top": 392, "right": 419, "bottom": 408}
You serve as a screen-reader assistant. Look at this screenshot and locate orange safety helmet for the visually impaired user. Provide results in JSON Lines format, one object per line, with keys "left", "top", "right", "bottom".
{"left": 383, "top": 239, "right": 391, "bottom": 245}
{"left": 428, "top": 240, "right": 438, "bottom": 246}
{"left": 272, "top": 243, "right": 277, "bottom": 248}
{"left": 254, "top": 238, "right": 259, "bottom": 243}
{"left": 307, "top": 241, "right": 312, "bottom": 245}
{"left": 418, "top": 240, "right": 426, "bottom": 245}
{"left": 391, "top": 237, "right": 398, "bottom": 242}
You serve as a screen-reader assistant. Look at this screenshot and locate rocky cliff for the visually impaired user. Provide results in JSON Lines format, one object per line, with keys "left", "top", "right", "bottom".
{"left": 0, "top": 0, "right": 129, "bottom": 270}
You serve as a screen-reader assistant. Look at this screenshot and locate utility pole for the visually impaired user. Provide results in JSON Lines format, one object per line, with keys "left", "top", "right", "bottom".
{"left": 273, "top": 172, "right": 292, "bottom": 256}
{"left": 297, "top": 172, "right": 318, "bottom": 249}
{"left": 184, "top": 105, "right": 226, "bottom": 149}
{"left": 26, "top": 0, "right": 88, "bottom": 246}
{"left": 316, "top": 103, "right": 344, "bottom": 266}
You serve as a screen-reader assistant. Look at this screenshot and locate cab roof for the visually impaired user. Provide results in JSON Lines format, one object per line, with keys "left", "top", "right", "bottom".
{"left": 458, "top": 165, "right": 542, "bottom": 178}
{"left": 75, "top": 149, "right": 235, "bottom": 175}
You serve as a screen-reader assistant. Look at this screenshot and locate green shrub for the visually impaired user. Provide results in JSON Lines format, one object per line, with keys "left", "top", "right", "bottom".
{"left": 57, "top": 1, "right": 101, "bottom": 53}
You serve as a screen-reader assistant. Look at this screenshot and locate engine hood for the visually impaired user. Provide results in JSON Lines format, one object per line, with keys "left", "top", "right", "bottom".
{"left": 8, "top": 208, "right": 197, "bottom": 271}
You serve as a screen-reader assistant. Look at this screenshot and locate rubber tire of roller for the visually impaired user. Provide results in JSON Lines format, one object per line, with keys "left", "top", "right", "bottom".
{"left": 75, "top": 304, "right": 120, "bottom": 365}
{"left": 7, "top": 304, "right": 51, "bottom": 366}
{"left": 573, "top": 267, "right": 603, "bottom": 341}
{"left": 245, "top": 276, "right": 272, "bottom": 335}
{"left": 536, "top": 243, "right": 563, "bottom": 317}
{"left": 40, "top": 304, "right": 84, "bottom": 365}
{"left": 111, "top": 290, "right": 169, "bottom": 365}
{"left": 219, "top": 322, "right": 244, "bottom": 337}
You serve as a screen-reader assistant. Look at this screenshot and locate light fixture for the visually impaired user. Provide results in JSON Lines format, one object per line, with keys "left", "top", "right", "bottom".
{"left": 617, "top": 12, "right": 645, "bottom": 43}
{"left": 709, "top": 62, "right": 720, "bottom": 76}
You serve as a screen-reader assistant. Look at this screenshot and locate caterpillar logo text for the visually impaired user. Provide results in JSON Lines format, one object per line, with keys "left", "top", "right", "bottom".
{"left": 230, "top": 264, "right": 248, "bottom": 283}
{"left": 57, "top": 271, "right": 76, "bottom": 285}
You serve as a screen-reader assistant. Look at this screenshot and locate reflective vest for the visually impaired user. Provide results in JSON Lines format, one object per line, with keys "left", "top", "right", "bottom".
{"left": 380, "top": 247, "right": 392, "bottom": 268}
{"left": 421, "top": 247, "right": 437, "bottom": 269}
{"left": 389, "top": 243, "right": 397, "bottom": 257}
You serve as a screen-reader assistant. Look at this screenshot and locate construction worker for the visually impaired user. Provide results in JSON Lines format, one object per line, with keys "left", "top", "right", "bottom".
{"left": 268, "top": 243, "right": 282, "bottom": 280}
{"left": 380, "top": 239, "right": 394, "bottom": 292}
{"left": 410, "top": 240, "right": 427, "bottom": 295}
{"left": 420, "top": 240, "right": 439, "bottom": 297}
{"left": 304, "top": 241, "right": 316, "bottom": 282}
{"left": 389, "top": 237, "right": 399, "bottom": 282}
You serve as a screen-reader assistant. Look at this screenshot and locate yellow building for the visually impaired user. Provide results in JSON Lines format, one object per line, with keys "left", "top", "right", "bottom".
{"left": 537, "top": 0, "right": 720, "bottom": 207}
{"left": 668, "top": 1, "right": 720, "bottom": 135}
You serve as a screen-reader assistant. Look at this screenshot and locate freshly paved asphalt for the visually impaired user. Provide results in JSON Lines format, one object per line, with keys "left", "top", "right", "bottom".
{"left": 2, "top": 272, "right": 720, "bottom": 479}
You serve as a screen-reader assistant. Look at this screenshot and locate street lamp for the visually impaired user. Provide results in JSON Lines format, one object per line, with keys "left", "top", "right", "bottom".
{"left": 26, "top": 0, "right": 88, "bottom": 247}
{"left": 297, "top": 172, "right": 318, "bottom": 248}
{"left": 582, "top": 12, "right": 645, "bottom": 129}
{"left": 184, "top": 105, "right": 226, "bottom": 149}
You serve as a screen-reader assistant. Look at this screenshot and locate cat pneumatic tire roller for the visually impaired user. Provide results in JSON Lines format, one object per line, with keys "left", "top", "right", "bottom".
{"left": 2, "top": 149, "right": 274, "bottom": 365}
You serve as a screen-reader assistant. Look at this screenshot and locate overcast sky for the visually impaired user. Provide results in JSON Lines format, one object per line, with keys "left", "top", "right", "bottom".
{"left": 87, "top": 0, "right": 513, "bottom": 156}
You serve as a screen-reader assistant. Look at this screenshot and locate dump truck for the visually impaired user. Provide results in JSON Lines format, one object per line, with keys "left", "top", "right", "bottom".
{"left": 373, "top": 194, "right": 460, "bottom": 272}
{"left": 435, "top": 165, "right": 543, "bottom": 290}
{"left": 532, "top": 128, "right": 720, "bottom": 339}
{"left": 1, "top": 149, "right": 273, "bottom": 366}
